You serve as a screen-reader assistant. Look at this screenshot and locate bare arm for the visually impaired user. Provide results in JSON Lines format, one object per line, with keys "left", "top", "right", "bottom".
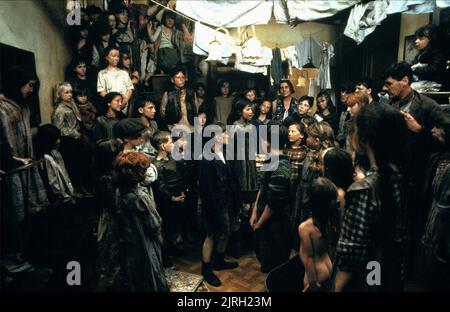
{"left": 299, "top": 222, "right": 320, "bottom": 290}
{"left": 123, "top": 89, "right": 133, "bottom": 105}
{"left": 254, "top": 205, "right": 272, "bottom": 230}
{"left": 160, "top": 91, "right": 168, "bottom": 118}
{"left": 334, "top": 270, "right": 352, "bottom": 292}
{"left": 250, "top": 189, "right": 261, "bottom": 228}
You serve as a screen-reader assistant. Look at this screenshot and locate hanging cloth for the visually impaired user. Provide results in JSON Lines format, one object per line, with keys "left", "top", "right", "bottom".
{"left": 295, "top": 35, "right": 322, "bottom": 68}
{"left": 176, "top": 0, "right": 272, "bottom": 27}
{"left": 317, "top": 43, "right": 335, "bottom": 90}
{"left": 192, "top": 22, "right": 234, "bottom": 64}
{"left": 344, "top": 0, "right": 389, "bottom": 45}
{"left": 271, "top": 48, "right": 283, "bottom": 86}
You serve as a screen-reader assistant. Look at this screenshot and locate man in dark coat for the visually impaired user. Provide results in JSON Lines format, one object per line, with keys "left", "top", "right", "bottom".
{"left": 382, "top": 61, "right": 442, "bottom": 276}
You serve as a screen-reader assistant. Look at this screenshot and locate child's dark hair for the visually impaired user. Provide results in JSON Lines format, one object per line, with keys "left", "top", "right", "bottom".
{"left": 101, "top": 46, "right": 120, "bottom": 69}
{"left": 323, "top": 148, "right": 354, "bottom": 190}
{"left": 195, "top": 82, "right": 206, "bottom": 93}
{"left": 169, "top": 67, "right": 186, "bottom": 78}
{"left": 309, "top": 177, "right": 341, "bottom": 251}
{"left": 300, "top": 116, "right": 317, "bottom": 128}
{"left": 227, "top": 98, "right": 252, "bottom": 124}
{"left": 73, "top": 86, "right": 88, "bottom": 98}
{"left": 415, "top": 24, "right": 441, "bottom": 48}
{"left": 435, "top": 107, "right": 450, "bottom": 148}
{"left": 288, "top": 122, "right": 306, "bottom": 146}
{"left": 162, "top": 10, "right": 176, "bottom": 26}
{"left": 151, "top": 131, "right": 172, "bottom": 150}
{"left": 299, "top": 95, "right": 314, "bottom": 107}
{"left": 317, "top": 90, "right": 336, "bottom": 114}
{"left": 267, "top": 121, "right": 289, "bottom": 151}
{"left": 216, "top": 79, "right": 231, "bottom": 96}
{"left": 137, "top": 96, "right": 156, "bottom": 110}
{"left": 253, "top": 98, "right": 273, "bottom": 120}
{"left": 35, "top": 124, "right": 61, "bottom": 157}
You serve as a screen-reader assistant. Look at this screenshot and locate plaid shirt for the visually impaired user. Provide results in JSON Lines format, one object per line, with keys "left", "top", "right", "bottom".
{"left": 0, "top": 97, "right": 49, "bottom": 220}
{"left": 287, "top": 146, "right": 308, "bottom": 181}
{"left": 336, "top": 169, "right": 407, "bottom": 275}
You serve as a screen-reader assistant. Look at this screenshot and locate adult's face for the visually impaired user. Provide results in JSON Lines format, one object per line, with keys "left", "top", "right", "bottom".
{"left": 171, "top": 72, "right": 186, "bottom": 88}
{"left": 382, "top": 76, "right": 407, "bottom": 100}
{"left": 20, "top": 80, "right": 36, "bottom": 99}
{"left": 279, "top": 82, "right": 292, "bottom": 98}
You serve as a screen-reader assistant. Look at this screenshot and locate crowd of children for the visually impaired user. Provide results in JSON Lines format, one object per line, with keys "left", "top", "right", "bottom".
{"left": 1, "top": 1, "right": 449, "bottom": 292}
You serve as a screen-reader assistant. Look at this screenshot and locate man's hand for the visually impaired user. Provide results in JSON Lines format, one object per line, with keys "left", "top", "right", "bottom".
{"left": 249, "top": 213, "right": 257, "bottom": 229}
{"left": 12, "top": 156, "right": 32, "bottom": 165}
{"left": 401, "top": 111, "right": 422, "bottom": 133}
{"left": 171, "top": 192, "right": 186, "bottom": 203}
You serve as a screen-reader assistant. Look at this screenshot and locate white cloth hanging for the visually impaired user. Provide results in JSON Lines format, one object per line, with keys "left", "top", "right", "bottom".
{"left": 295, "top": 35, "right": 322, "bottom": 68}
{"left": 176, "top": 0, "right": 272, "bottom": 27}
{"left": 192, "top": 22, "right": 234, "bottom": 64}
{"left": 437, "top": 0, "right": 450, "bottom": 8}
{"left": 318, "top": 43, "right": 334, "bottom": 90}
{"left": 286, "top": 46, "right": 299, "bottom": 68}
{"left": 308, "top": 77, "right": 320, "bottom": 99}
{"left": 274, "top": 0, "right": 357, "bottom": 23}
{"left": 344, "top": 0, "right": 389, "bottom": 45}
{"left": 234, "top": 46, "right": 272, "bottom": 75}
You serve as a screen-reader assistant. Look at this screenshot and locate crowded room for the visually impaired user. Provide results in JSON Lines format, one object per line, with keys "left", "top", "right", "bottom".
{"left": 1, "top": 0, "right": 450, "bottom": 292}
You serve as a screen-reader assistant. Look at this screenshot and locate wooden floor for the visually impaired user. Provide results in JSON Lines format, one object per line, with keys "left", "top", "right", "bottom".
{"left": 172, "top": 245, "right": 267, "bottom": 292}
